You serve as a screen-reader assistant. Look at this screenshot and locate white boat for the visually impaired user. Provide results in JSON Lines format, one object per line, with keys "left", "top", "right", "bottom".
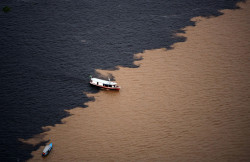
{"left": 90, "top": 76, "right": 121, "bottom": 90}
{"left": 42, "top": 143, "right": 53, "bottom": 156}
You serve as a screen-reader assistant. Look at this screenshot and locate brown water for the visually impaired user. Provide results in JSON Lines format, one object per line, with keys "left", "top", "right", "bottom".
{"left": 25, "top": 1, "right": 250, "bottom": 161}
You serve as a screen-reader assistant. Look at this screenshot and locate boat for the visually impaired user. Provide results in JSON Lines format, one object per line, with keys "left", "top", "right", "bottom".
{"left": 42, "top": 143, "right": 53, "bottom": 156}
{"left": 90, "top": 76, "right": 121, "bottom": 90}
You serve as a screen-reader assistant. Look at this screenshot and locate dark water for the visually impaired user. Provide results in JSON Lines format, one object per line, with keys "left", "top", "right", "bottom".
{"left": 0, "top": 0, "right": 244, "bottom": 161}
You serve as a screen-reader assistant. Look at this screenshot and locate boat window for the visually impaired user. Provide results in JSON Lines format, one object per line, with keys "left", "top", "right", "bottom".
{"left": 97, "top": 82, "right": 99, "bottom": 85}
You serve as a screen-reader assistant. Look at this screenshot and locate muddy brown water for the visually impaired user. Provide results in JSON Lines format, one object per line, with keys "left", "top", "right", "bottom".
{"left": 25, "top": 1, "right": 250, "bottom": 161}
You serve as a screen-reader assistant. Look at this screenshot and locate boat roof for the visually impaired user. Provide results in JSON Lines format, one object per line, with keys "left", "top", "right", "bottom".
{"left": 43, "top": 145, "right": 51, "bottom": 153}
{"left": 91, "top": 78, "right": 117, "bottom": 85}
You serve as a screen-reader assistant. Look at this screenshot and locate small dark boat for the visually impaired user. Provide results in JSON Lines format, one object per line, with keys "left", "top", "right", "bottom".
{"left": 42, "top": 143, "right": 53, "bottom": 156}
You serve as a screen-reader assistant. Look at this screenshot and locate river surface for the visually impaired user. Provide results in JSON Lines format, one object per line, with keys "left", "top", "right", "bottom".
{"left": 0, "top": 0, "right": 248, "bottom": 161}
